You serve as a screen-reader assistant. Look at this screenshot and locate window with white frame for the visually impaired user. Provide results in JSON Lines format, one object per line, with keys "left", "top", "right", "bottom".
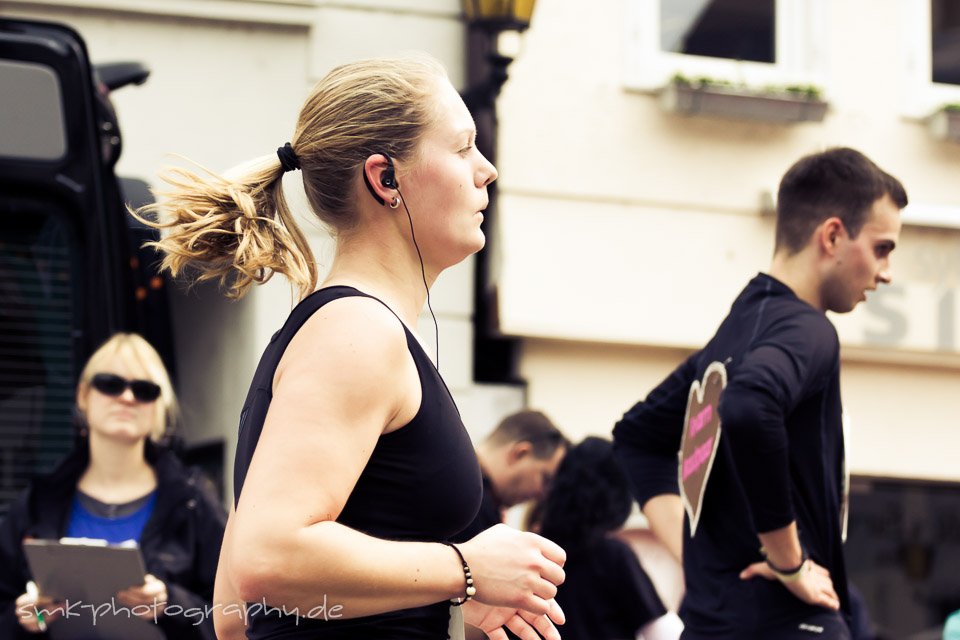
{"left": 902, "top": 0, "right": 960, "bottom": 117}
{"left": 624, "top": 0, "right": 827, "bottom": 92}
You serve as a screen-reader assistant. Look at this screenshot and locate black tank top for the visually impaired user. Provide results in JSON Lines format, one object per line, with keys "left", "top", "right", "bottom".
{"left": 233, "top": 286, "right": 482, "bottom": 639}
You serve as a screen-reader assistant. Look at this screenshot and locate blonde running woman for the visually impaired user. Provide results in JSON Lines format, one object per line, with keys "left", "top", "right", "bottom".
{"left": 136, "top": 55, "right": 565, "bottom": 640}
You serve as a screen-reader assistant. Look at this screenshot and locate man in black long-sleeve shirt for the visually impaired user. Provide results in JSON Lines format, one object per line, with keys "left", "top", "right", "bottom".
{"left": 613, "top": 148, "right": 907, "bottom": 639}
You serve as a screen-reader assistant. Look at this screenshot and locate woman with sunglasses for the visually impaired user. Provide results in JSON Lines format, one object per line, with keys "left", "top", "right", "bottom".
{"left": 0, "top": 333, "right": 226, "bottom": 639}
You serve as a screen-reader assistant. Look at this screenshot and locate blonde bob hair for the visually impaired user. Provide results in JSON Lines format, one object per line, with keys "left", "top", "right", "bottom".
{"left": 77, "top": 333, "right": 179, "bottom": 442}
{"left": 133, "top": 54, "right": 448, "bottom": 300}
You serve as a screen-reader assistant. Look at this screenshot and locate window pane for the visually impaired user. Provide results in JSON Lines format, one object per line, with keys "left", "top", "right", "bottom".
{"left": 0, "top": 210, "right": 76, "bottom": 516}
{"left": 661, "top": 0, "right": 775, "bottom": 63}
{"left": 0, "top": 60, "right": 68, "bottom": 161}
{"left": 846, "top": 477, "right": 960, "bottom": 637}
{"left": 932, "top": 0, "right": 960, "bottom": 85}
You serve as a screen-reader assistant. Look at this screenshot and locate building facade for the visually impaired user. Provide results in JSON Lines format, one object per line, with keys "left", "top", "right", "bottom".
{"left": 490, "top": 0, "right": 960, "bottom": 634}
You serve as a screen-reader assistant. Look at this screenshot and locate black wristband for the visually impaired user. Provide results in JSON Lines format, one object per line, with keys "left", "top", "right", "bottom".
{"left": 761, "top": 545, "right": 808, "bottom": 576}
{"left": 442, "top": 542, "right": 476, "bottom": 606}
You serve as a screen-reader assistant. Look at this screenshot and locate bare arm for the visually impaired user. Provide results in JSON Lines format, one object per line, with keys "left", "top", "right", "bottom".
{"left": 225, "top": 298, "right": 564, "bottom": 621}
{"left": 214, "top": 508, "right": 247, "bottom": 640}
{"left": 641, "top": 495, "right": 684, "bottom": 565}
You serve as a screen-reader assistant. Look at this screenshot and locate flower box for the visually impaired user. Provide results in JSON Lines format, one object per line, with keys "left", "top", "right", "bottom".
{"left": 659, "top": 81, "right": 828, "bottom": 124}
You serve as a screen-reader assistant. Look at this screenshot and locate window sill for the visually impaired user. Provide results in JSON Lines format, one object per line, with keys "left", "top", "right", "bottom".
{"left": 658, "top": 82, "right": 828, "bottom": 124}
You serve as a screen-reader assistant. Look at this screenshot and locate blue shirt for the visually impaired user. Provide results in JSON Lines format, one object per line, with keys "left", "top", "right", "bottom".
{"left": 66, "top": 491, "right": 157, "bottom": 544}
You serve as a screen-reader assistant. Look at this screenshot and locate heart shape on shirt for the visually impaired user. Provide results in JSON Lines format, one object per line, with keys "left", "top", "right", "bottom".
{"left": 679, "top": 361, "right": 727, "bottom": 537}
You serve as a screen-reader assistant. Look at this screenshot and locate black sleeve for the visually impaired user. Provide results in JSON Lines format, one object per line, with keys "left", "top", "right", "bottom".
{"left": 719, "top": 314, "right": 837, "bottom": 533}
{"left": 0, "top": 492, "right": 38, "bottom": 639}
{"left": 156, "top": 473, "right": 226, "bottom": 640}
{"left": 613, "top": 352, "right": 699, "bottom": 509}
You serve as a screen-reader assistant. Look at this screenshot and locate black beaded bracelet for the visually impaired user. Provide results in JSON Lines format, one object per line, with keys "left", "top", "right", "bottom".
{"left": 442, "top": 542, "right": 476, "bottom": 606}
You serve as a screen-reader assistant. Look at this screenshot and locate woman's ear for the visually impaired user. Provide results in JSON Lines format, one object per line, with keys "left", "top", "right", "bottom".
{"left": 362, "top": 154, "right": 397, "bottom": 207}
{"left": 76, "top": 381, "right": 89, "bottom": 413}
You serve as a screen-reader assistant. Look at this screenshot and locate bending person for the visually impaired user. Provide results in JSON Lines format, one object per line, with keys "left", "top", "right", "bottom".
{"left": 455, "top": 410, "right": 568, "bottom": 543}
{"left": 136, "top": 54, "right": 565, "bottom": 640}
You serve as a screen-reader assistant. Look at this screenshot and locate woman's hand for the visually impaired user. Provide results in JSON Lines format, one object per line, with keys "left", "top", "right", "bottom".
{"left": 462, "top": 598, "right": 565, "bottom": 640}
{"left": 458, "top": 524, "right": 566, "bottom": 615}
{"left": 116, "top": 573, "right": 168, "bottom": 620}
{"left": 15, "top": 588, "right": 63, "bottom": 633}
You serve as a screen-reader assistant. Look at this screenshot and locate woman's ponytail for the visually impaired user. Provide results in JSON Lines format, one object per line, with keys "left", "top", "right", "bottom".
{"left": 134, "top": 54, "right": 449, "bottom": 301}
{"left": 132, "top": 157, "right": 316, "bottom": 300}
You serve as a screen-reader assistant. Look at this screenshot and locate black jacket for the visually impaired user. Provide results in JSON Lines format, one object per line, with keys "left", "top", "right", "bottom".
{"left": 0, "top": 442, "right": 227, "bottom": 639}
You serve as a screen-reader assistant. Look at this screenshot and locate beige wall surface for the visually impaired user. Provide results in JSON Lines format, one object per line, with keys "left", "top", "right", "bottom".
{"left": 492, "top": 0, "right": 960, "bottom": 481}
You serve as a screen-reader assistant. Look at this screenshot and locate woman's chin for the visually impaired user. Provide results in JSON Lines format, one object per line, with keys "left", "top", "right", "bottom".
{"left": 93, "top": 426, "right": 150, "bottom": 446}
{"left": 464, "top": 234, "right": 486, "bottom": 259}
{"left": 471, "top": 230, "right": 486, "bottom": 253}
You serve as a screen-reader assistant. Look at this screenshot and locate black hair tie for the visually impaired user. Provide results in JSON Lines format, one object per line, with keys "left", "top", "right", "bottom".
{"left": 277, "top": 142, "right": 301, "bottom": 173}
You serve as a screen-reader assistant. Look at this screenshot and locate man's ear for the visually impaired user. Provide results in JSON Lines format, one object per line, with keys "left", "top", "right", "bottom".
{"left": 817, "top": 217, "right": 846, "bottom": 256}
{"left": 507, "top": 441, "right": 534, "bottom": 464}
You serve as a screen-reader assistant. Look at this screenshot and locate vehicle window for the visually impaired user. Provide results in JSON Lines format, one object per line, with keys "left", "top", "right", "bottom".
{"left": 0, "top": 209, "right": 76, "bottom": 515}
{"left": 0, "top": 60, "right": 68, "bottom": 161}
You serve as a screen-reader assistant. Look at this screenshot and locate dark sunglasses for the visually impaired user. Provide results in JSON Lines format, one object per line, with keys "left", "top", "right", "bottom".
{"left": 90, "top": 373, "right": 162, "bottom": 403}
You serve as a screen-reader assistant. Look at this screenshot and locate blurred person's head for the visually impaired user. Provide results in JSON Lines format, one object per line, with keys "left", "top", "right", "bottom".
{"left": 76, "top": 333, "right": 178, "bottom": 446}
{"left": 477, "top": 410, "right": 568, "bottom": 507}
{"left": 538, "top": 437, "right": 632, "bottom": 550}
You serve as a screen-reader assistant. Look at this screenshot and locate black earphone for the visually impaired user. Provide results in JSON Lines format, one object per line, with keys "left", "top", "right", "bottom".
{"left": 363, "top": 152, "right": 397, "bottom": 205}
{"left": 381, "top": 159, "right": 398, "bottom": 190}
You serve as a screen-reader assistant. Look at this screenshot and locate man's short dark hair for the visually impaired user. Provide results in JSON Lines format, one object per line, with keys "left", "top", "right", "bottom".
{"left": 486, "top": 410, "right": 569, "bottom": 459}
{"left": 775, "top": 147, "right": 908, "bottom": 254}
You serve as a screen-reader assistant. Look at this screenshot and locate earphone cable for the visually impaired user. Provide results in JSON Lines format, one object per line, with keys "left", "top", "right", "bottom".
{"left": 396, "top": 187, "right": 439, "bottom": 369}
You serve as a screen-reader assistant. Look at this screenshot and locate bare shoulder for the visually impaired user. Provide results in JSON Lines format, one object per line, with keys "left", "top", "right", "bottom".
{"left": 276, "top": 295, "right": 409, "bottom": 386}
